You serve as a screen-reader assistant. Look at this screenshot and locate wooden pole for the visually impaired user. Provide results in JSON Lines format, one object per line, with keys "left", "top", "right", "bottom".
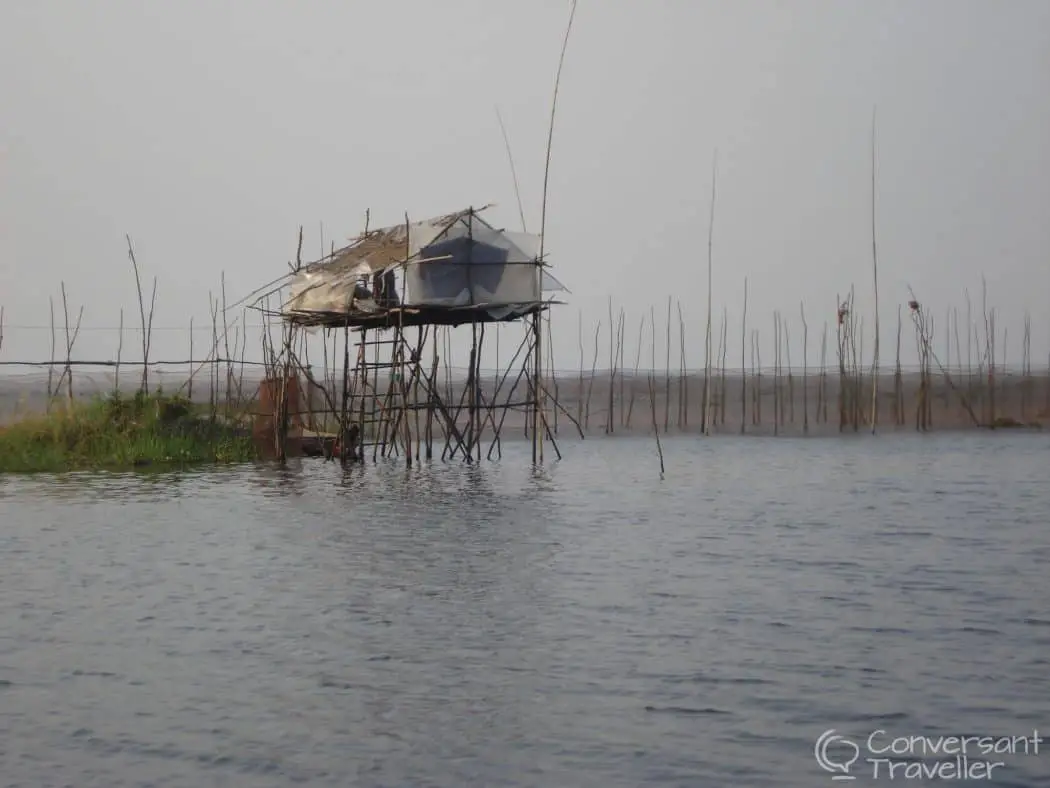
{"left": 613, "top": 310, "right": 621, "bottom": 432}
{"left": 869, "top": 107, "right": 881, "bottom": 433}
{"left": 784, "top": 315, "right": 793, "bottom": 425}
{"left": 468, "top": 322, "right": 478, "bottom": 461}
{"left": 607, "top": 296, "right": 615, "bottom": 434}
{"left": 648, "top": 372, "right": 664, "bottom": 476}
{"left": 415, "top": 325, "right": 423, "bottom": 462}
{"left": 116, "top": 309, "right": 125, "bottom": 398}
{"left": 534, "top": 0, "right": 577, "bottom": 464}
{"left": 755, "top": 329, "right": 762, "bottom": 427}
{"left": 1022, "top": 312, "right": 1031, "bottom": 420}
{"left": 626, "top": 313, "right": 644, "bottom": 429}
{"left": 126, "top": 235, "right": 156, "bottom": 393}
{"left": 703, "top": 150, "right": 717, "bottom": 437}
{"left": 750, "top": 330, "right": 757, "bottom": 425}
{"left": 895, "top": 305, "right": 903, "bottom": 425}
{"left": 577, "top": 309, "right": 584, "bottom": 428}
{"left": 740, "top": 277, "right": 748, "bottom": 434}
{"left": 773, "top": 311, "right": 780, "bottom": 436}
{"left": 664, "top": 295, "right": 671, "bottom": 433}
{"left": 678, "top": 301, "right": 687, "bottom": 429}
{"left": 820, "top": 322, "right": 828, "bottom": 424}
{"left": 801, "top": 302, "right": 808, "bottom": 434}
{"left": 61, "top": 282, "right": 73, "bottom": 407}
{"left": 221, "top": 272, "right": 233, "bottom": 417}
{"left": 720, "top": 308, "right": 728, "bottom": 425}
{"left": 47, "top": 297, "right": 56, "bottom": 408}
{"left": 585, "top": 321, "right": 600, "bottom": 431}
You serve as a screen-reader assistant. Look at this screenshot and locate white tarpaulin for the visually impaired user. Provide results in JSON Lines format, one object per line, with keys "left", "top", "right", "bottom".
{"left": 283, "top": 208, "right": 566, "bottom": 316}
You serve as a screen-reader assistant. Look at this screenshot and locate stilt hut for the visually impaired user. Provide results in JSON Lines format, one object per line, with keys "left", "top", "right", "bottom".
{"left": 254, "top": 205, "right": 568, "bottom": 465}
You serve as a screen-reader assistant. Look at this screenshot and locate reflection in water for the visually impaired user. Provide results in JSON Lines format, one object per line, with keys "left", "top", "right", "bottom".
{"left": 0, "top": 433, "right": 1048, "bottom": 787}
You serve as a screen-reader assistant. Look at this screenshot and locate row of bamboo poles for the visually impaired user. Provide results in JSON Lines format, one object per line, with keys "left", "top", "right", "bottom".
{"left": 0, "top": 230, "right": 573, "bottom": 468}
{"left": 566, "top": 286, "right": 1050, "bottom": 437}
{"left": 0, "top": 239, "right": 262, "bottom": 423}
{"left": 2, "top": 285, "right": 1048, "bottom": 441}
{"left": 2, "top": 248, "right": 1046, "bottom": 465}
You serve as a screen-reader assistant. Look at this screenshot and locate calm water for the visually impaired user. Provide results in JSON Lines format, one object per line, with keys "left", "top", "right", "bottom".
{"left": 1, "top": 433, "right": 1048, "bottom": 787}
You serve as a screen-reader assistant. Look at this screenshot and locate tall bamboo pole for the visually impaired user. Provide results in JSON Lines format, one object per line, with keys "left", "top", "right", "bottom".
{"left": 720, "top": 308, "right": 728, "bottom": 425}
{"left": 801, "top": 302, "right": 809, "bottom": 434}
{"left": 535, "top": 0, "right": 578, "bottom": 464}
{"left": 784, "top": 317, "right": 793, "bottom": 425}
{"left": 740, "top": 277, "right": 748, "bottom": 434}
{"left": 703, "top": 151, "right": 717, "bottom": 437}
{"left": 895, "top": 305, "right": 903, "bottom": 425}
{"left": 116, "top": 309, "right": 125, "bottom": 398}
{"left": 820, "top": 322, "right": 828, "bottom": 424}
{"left": 750, "top": 330, "right": 757, "bottom": 425}
{"left": 664, "top": 295, "right": 671, "bottom": 433}
{"left": 626, "top": 313, "right": 645, "bottom": 429}
{"left": 126, "top": 235, "right": 156, "bottom": 393}
{"left": 577, "top": 309, "right": 584, "bottom": 427}
{"left": 755, "top": 329, "right": 762, "bottom": 427}
{"left": 773, "top": 311, "right": 780, "bottom": 436}
{"left": 613, "top": 306, "right": 621, "bottom": 428}
{"left": 678, "top": 302, "right": 686, "bottom": 429}
{"left": 585, "top": 322, "right": 600, "bottom": 431}
{"left": 869, "top": 108, "right": 881, "bottom": 433}
{"left": 608, "top": 296, "right": 615, "bottom": 435}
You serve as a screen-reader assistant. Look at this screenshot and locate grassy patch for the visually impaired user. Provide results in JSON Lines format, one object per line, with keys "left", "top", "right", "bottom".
{"left": 0, "top": 390, "right": 256, "bottom": 473}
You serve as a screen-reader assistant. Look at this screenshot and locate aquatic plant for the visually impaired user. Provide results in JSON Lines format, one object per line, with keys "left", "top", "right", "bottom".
{"left": 0, "top": 390, "right": 255, "bottom": 473}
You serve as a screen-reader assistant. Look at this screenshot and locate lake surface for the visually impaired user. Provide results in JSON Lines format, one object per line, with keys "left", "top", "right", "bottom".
{"left": 1, "top": 433, "right": 1048, "bottom": 787}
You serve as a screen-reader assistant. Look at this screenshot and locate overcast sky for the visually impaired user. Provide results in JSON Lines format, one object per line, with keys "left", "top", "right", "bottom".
{"left": 2, "top": 0, "right": 1048, "bottom": 376}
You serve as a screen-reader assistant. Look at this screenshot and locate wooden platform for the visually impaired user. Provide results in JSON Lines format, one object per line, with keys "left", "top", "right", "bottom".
{"left": 282, "top": 302, "right": 551, "bottom": 330}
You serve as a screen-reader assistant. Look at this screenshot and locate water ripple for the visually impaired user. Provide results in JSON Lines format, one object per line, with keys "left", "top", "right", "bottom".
{"left": 1, "top": 431, "right": 1048, "bottom": 786}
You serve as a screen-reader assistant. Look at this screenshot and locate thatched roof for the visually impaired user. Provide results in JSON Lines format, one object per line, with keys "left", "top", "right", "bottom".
{"left": 304, "top": 208, "right": 479, "bottom": 280}
{"left": 282, "top": 206, "right": 565, "bottom": 320}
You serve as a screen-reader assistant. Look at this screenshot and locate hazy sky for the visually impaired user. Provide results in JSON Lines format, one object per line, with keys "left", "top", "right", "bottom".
{"left": 2, "top": 1, "right": 1048, "bottom": 375}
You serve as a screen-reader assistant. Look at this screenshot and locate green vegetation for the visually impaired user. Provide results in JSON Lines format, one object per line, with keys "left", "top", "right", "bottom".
{"left": 0, "top": 390, "right": 256, "bottom": 473}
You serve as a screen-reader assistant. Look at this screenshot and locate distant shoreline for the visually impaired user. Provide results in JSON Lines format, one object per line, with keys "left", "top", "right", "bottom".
{"left": 4, "top": 368, "right": 1046, "bottom": 436}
